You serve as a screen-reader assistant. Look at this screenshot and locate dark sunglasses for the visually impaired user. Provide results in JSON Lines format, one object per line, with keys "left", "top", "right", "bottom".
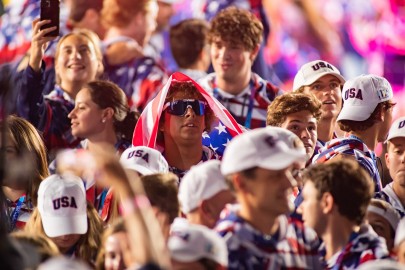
{"left": 163, "top": 99, "right": 207, "bottom": 116}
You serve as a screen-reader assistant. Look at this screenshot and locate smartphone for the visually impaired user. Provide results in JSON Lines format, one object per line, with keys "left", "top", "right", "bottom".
{"left": 40, "top": 0, "right": 60, "bottom": 37}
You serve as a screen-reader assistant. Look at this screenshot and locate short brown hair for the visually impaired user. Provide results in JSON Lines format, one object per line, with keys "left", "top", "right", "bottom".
{"left": 303, "top": 159, "right": 374, "bottom": 225}
{"left": 208, "top": 6, "right": 263, "bottom": 51}
{"left": 141, "top": 173, "right": 179, "bottom": 224}
{"left": 170, "top": 19, "right": 210, "bottom": 68}
{"left": 266, "top": 93, "right": 322, "bottom": 126}
{"left": 101, "top": 0, "right": 154, "bottom": 28}
{"left": 69, "top": 0, "right": 103, "bottom": 23}
{"left": 338, "top": 101, "right": 394, "bottom": 132}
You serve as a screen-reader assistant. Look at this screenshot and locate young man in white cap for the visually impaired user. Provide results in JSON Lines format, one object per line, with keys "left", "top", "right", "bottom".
{"left": 299, "top": 159, "right": 390, "bottom": 269}
{"left": 169, "top": 219, "right": 228, "bottom": 270}
{"left": 178, "top": 160, "right": 235, "bottom": 228}
{"left": 216, "top": 126, "right": 322, "bottom": 269}
{"left": 313, "top": 74, "right": 395, "bottom": 193}
{"left": 198, "top": 7, "right": 282, "bottom": 129}
{"left": 293, "top": 60, "right": 346, "bottom": 151}
{"left": 376, "top": 116, "right": 405, "bottom": 217}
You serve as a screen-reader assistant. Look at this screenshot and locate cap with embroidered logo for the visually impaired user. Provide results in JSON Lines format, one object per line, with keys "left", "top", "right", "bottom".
{"left": 120, "top": 146, "right": 169, "bottom": 175}
{"left": 38, "top": 173, "right": 88, "bottom": 237}
{"left": 221, "top": 127, "right": 307, "bottom": 175}
{"left": 386, "top": 116, "right": 405, "bottom": 142}
{"left": 337, "top": 74, "right": 394, "bottom": 122}
{"left": 293, "top": 60, "right": 345, "bottom": 91}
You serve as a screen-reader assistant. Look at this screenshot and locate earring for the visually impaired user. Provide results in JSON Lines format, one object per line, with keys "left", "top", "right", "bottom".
{"left": 102, "top": 119, "right": 106, "bottom": 123}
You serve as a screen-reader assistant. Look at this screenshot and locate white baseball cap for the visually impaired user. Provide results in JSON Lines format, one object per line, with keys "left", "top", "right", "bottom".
{"left": 38, "top": 173, "right": 88, "bottom": 237}
{"left": 120, "top": 146, "right": 169, "bottom": 175}
{"left": 293, "top": 60, "right": 345, "bottom": 91}
{"left": 169, "top": 218, "right": 228, "bottom": 266}
{"left": 337, "top": 74, "right": 393, "bottom": 122}
{"left": 178, "top": 160, "right": 228, "bottom": 214}
{"left": 386, "top": 116, "right": 405, "bottom": 142}
{"left": 38, "top": 256, "right": 91, "bottom": 270}
{"left": 395, "top": 218, "right": 405, "bottom": 247}
{"left": 221, "top": 127, "right": 307, "bottom": 175}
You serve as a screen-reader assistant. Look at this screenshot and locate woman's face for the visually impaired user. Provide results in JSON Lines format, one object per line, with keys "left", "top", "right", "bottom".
{"left": 68, "top": 88, "right": 106, "bottom": 139}
{"left": 104, "top": 232, "right": 128, "bottom": 270}
{"left": 55, "top": 34, "right": 100, "bottom": 89}
{"left": 50, "top": 234, "right": 81, "bottom": 254}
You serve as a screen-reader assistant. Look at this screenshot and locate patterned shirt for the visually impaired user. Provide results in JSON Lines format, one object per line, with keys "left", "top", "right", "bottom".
{"left": 215, "top": 207, "right": 323, "bottom": 270}
{"left": 198, "top": 73, "right": 282, "bottom": 129}
{"left": 17, "top": 64, "right": 80, "bottom": 157}
{"left": 103, "top": 38, "right": 168, "bottom": 112}
{"left": 312, "top": 135, "right": 382, "bottom": 193}
{"left": 324, "top": 224, "right": 390, "bottom": 270}
{"left": 375, "top": 182, "right": 405, "bottom": 217}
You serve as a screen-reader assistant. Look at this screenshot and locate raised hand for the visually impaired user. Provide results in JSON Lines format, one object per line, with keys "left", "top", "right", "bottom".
{"left": 29, "top": 18, "right": 58, "bottom": 72}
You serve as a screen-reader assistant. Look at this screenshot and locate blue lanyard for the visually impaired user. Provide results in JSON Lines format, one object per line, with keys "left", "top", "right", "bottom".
{"left": 212, "top": 79, "right": 257, "bottom": 129}
{"left": 97, "top": 188, "right": 108, "bottom": 214}
{"left": 10, "top": 196, "right": 25, "bottom": 231}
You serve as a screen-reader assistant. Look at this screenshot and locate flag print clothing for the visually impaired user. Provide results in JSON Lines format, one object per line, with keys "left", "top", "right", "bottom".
{"left": 324, "top": 224, "right": 390, "bottom": 270}
{"left": 215, "top": 208, "right": 323, "bottom": 270}
{"left": 198, "top": 73, "right": 282, "bottom": 129}
{"left": 312, "top": 135, "right": 382, "bottom": 193}
{"left": 6, "top": 195, "right": 33, "bottom": 232}
{"left": 17, "top": 64, "right": 80, "bottom": 156}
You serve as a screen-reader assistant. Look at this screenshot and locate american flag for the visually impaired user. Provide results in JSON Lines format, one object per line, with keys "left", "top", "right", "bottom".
{"left": 132, "top": 72, "right": 244, "bottom": 154}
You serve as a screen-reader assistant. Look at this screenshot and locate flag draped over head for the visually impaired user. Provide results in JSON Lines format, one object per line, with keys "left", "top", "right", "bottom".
{"left": 132, "top": 72, "right": 244, "bottom": 153}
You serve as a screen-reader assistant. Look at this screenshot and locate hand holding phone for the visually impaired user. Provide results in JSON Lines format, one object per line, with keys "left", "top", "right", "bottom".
{"left": 40, "top": 0, "right": 60, "bottom": 37}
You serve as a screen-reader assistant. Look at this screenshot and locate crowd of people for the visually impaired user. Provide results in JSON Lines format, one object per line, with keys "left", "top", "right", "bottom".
{"left": 1, "top": 0, "right": 405, "bottom": 269}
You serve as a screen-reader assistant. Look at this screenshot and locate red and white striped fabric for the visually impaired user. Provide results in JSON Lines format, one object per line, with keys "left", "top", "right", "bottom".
{"left": 132, "top": 72, "right": 244, "bottom": 149}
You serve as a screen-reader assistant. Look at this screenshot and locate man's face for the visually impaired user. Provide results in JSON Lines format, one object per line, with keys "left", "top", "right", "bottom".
{"left": 301, "top": 75, "right": 342, "bottom": 120}
{"left": 205, "top": 189, "right": 235, "bottom": 228}
{"left": 240, "top": 167, "right": 295, "bottom": 217}
{"left": 280, "top": 110, "right": 318, "bottom": 161}
{"left": 386, "top": 137, "right": 405, "bottom": 187}
{"left": 162, "top": 92, "right": 206, "bottom": 146}
{"left": 210, "top": 36, "right": 256, "bottom": 86}
{"left": 299, "top": 181, "right": 326, "bottom": 235}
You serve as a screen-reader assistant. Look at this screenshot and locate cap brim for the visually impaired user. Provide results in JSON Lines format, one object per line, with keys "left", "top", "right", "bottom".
{"left": 42, "top": 215, "right": 88, "bottom": 237}
{"left": 337, "top": 105, "right": 376, "bottom": 122}
{"left": 294, "top": 72, "right": 345, "bottom": 91}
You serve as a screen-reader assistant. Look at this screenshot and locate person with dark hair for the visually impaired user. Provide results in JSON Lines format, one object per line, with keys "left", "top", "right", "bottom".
{"left": 267, "top": 92, "right": 322, "bottom": 162}
{"left": 198, "top": 6, "right": 282, "bottom": 129}
{"left": 68, "top": 0, "right": 106, "bottom": 39}
{"left": 313, "top": 74, "right": 395, "bottom": 193}
{"left": 65, "top": 80, "right": 138, "bottom": 224}
{"left": 169, "top": 18, "right": 210, "bottom": 80}
{"left": 299, "top": 159, "right": 390, "bottom": 269}
{"left": 217, "top": 127, "right": 322, "bottom": 269}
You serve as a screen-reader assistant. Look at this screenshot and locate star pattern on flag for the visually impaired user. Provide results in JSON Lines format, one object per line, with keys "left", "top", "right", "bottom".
{"left": 222, "top": 138, "right": 230, "bottom": 148}
{"left": 215, "top": 122, "right": 227, "bottom": 135}
{"left": 209, "top": 144, "right": 218, "bottom": 151}
{"left": 202, "top": 132, "right": 210, "bottom": 139}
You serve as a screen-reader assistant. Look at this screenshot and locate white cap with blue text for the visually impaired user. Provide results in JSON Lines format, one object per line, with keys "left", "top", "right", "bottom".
{"left": 38, "top": 173, "right": 87, "bottom": 237}
{"left": 386, "top": 116, "right": 405, "bottom": 142}
{"left": 293, "top": 60, "right": 345, "bottom": 91}
{"left": 221, "top": 127, "right": 307, "bottom": 175}
{"left": 337, "top": 74, "right": 393, "bottom": 122}
{"left": 120, "top": 146, "right": 169, "bottom": 175}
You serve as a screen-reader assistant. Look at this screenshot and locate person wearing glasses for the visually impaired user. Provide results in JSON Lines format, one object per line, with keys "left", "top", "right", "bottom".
{"left": 159, "top": 80, "right": 219, "bottom": 180}
{"left": 313, "top": 74, "right": 396, "bottom": 194}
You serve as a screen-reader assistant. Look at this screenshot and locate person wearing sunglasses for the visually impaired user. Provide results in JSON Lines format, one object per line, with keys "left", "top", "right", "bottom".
{"left": 158, "top": 80, "right": 219, "bottom": 180}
